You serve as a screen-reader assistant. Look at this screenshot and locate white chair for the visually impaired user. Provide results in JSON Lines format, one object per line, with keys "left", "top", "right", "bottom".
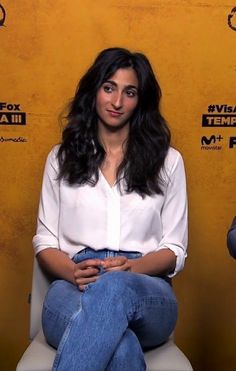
{"left": 17, "top": 259, "right": 193, "bottom": 371}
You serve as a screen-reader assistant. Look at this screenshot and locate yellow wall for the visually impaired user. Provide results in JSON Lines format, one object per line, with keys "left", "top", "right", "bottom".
{"left": 1, "top": 1, "right": 236, "bottom": 370}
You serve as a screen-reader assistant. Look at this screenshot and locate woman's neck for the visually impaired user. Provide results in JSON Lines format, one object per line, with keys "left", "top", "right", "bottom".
{"left": 98, "top": 124, "right": 129, "bottom": 186}
{"left": 98, "top": 125, "right": 129, "bottom": 155}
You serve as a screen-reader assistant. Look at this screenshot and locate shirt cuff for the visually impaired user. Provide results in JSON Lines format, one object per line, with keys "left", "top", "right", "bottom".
{"left": 32, "top": 235, "right": 59, "bottom": 256}
{"left": 157, "top": 243, "right": 187, "bottom": 277}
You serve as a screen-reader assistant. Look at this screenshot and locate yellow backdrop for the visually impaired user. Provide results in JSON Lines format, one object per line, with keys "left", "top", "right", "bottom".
{"left": 1, "top": 1, "right": 236, "bottom": 370}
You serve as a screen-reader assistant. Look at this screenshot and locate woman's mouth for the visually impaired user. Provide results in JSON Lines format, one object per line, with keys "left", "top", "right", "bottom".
{"left": 107, "top": 110, "right": 123, "bottom": 117}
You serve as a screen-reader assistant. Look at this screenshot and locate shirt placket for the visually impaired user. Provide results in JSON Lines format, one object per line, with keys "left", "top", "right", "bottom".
{"left": 106, "top": 186, "right": 120, "bottom": 251}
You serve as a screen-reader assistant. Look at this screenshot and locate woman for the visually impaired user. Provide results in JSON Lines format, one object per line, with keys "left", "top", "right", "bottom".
{"left": 33, "top": 47, "right": 188, "bottom": 371}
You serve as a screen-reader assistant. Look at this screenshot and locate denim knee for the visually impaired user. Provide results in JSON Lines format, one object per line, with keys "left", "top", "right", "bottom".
{"left": 84, "top": 271, "right": 133, "bottom": 314}
{"left": 93, "top": 271, "right": 131, "bottom": 297}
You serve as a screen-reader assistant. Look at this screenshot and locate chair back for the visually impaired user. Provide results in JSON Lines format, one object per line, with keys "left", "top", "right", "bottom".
{"left": 30, "top": 258, "right": 51, "bottom": 339}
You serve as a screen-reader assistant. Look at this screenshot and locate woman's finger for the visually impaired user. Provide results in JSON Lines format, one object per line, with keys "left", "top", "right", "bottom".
{"left": 103, "top": 256, "right": 127, "bottom": 268}
{"left": 77, "top": 259, "right": 103, "bottom": 270}
{"left": 105, "top": 261, "right": 131, "bottom": 272}
{"left": 75, "top": 275, "right": 100, "bottom": 286}
{"left": 74, "top": 266, "right": 100, "bottom": 279}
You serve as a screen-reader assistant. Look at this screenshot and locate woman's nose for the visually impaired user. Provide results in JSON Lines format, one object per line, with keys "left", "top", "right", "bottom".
{"left": 111, "top": 92, "right": 123, "bottom": 110}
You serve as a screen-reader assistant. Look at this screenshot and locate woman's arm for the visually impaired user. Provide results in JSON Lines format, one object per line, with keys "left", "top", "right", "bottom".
{"left": 37, "top": 248, "right": 76, "bottom": 283}
{"left": 34, "top": 149, "right": 82, "bottom": 283}
{"left": 103, "top": 249, "right": 176, "bottom": 276}
{"left": 130, "top": 249, "right": 176, "bottom": 276}
{"left": 37, "top": 248, "right": 104, "bottom": 288}
{"left": 34, "top": 148, "right": 104, "bottom": 288}
{"left": 33, "top": 147, "right": 61, "bottom": 257}
{"left": 105, "top": 151, "right": 187, "bottom": 277}
{"left": 155, "top": 151, "right": 188, "bottom": 277}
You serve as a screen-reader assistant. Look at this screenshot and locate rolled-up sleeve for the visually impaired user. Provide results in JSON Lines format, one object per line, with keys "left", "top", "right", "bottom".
{"left": 158, "top": 152, "right": 188, "bottom": 277}
{"left": 32, "top": 147, "right": 60, "bottom": 255}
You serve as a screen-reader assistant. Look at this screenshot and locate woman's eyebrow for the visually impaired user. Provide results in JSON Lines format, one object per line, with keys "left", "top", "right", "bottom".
{"left": 125, "top": 85, "right": 138, "bottom": 91}
{"left": 104, "top": 80, "right": 117, "bottom": 86}
{"left": 104, "top": 80, "right": 138, "bottom": 90}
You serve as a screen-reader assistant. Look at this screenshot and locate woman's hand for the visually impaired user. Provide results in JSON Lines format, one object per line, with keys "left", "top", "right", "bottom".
{"left": 103, "top": 256, "right": 132, "bottom": 272}
{"left": 74, "top": 259, "right": 103, "bottom": 291}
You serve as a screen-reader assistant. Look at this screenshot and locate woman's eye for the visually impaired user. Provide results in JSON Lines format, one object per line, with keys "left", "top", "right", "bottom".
{"left": 103, "top": 85, "right": 113, "bottom": 93}
{"left": 126, "top": 90, "right": 137, "bottom": 98}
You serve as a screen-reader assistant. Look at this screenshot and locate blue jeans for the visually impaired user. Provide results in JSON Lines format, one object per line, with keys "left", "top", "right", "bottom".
{"left": 42, "top": 248, "right": 178, "bottom": 371}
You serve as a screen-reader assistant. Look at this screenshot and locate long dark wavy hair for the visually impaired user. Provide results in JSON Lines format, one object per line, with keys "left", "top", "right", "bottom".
{"left": 57, "top": 47, "right": 171, "bottom": 196}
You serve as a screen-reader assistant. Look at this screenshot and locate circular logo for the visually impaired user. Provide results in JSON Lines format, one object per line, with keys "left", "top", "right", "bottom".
{"left": 0, "top": 3, "right": 6, "bottom": 27}
{"left": 228, "top": 6, "right": 236, "bottom": 31}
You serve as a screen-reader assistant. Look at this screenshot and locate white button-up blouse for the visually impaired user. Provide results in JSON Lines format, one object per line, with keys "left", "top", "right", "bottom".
{"left": 33, "top": 145, "right": 188, "bottom": 277}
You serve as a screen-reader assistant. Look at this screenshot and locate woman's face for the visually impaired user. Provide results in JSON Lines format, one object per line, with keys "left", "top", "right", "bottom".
{"left": 96, "top": 67, "right": 139, "bottom": 130}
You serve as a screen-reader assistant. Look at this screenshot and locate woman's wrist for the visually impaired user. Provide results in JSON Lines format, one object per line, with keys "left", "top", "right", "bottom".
{"left": 129, "top": 258, "right": 142, "bottom": 273}
{"left": 128, "top": 249, "right": 176, "bottom": 276}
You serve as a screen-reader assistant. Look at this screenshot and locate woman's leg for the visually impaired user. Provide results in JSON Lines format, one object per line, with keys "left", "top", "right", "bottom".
{"left": 52, "top": 270, "right": 177, "bottom": 371}
{"left": 42, "top": 276, "right": 146, "bottom": 370}
{"left": 105, "top": 328, "right": 146, "bottom": 371}
{"left": 42, "top": 248, "right": 110, "bottom": 348}
{"left": 42, "top": 279, "right": 83, "bottom": 349}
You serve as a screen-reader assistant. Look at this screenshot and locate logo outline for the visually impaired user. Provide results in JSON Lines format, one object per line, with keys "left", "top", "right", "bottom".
{"left": 228, "top": 6, "right": 236, "bottom": 31}
{"left": 0, "top": 3, "right": 6, "bottom": 27}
